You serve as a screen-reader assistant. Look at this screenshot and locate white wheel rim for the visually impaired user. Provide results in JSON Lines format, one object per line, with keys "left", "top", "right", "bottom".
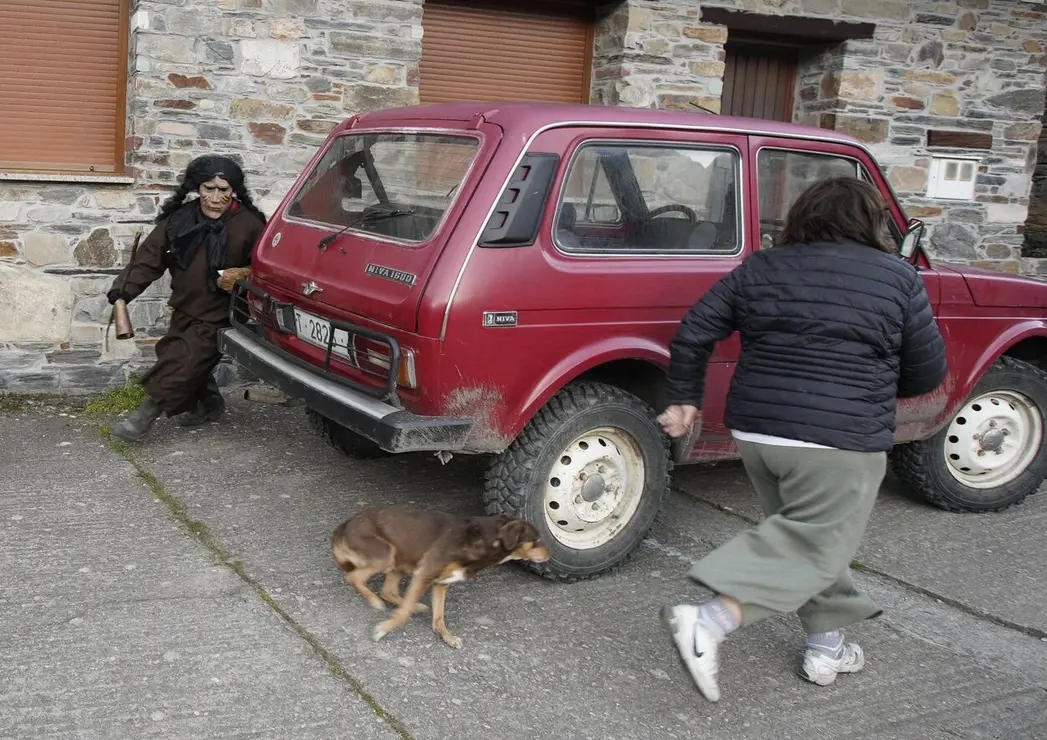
{"left": 943, "top": 390, "right": 1044, "bottom": 489}
{"left": 542, "top": 426, "right": 647, "bottom": 550}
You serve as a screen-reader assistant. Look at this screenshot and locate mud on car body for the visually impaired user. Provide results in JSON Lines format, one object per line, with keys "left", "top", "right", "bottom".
{"left": 219, "top": 103, "right": 1047, "bottom": 581}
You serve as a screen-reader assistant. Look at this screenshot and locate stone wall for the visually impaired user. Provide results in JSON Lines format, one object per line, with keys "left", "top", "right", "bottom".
{"left": 593, "top": 0, "right": 1047, "bottom": 275}
{"left": 793, "top": 44, "right": 845, "bottom": 130}
{"left": 591, "top": 1, "right": 727, "bottom": 112}
{"left": 129, "top": 0, "right": 422, "bottom": 209}
{"left": 1023, "top": 110, "right": 1047, "bottom": 259}
{"left": 0, "top": 0, "right": 424, "bottom": 393}
{"left": 1, "top": 0, "right": 1046, "bottom": 394}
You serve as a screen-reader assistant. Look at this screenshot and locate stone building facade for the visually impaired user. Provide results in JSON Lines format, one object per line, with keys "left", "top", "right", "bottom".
{"left": 0, "top": 0, "right": 1045, "bottom": 392}
{"left": 1025, "top": 116, "right": 1047, "bottom": 258}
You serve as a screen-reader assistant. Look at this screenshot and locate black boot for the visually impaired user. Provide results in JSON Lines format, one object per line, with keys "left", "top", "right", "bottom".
{"left": 176, "top": 377, "right": 226, "bottom": 427}
{"left": 111, "top": 398, "right": 163, "bottom": 443}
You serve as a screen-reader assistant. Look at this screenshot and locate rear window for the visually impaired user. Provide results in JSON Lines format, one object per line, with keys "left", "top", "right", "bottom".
{"left": 286, "top": 132, "right": 479, "bottom": 243}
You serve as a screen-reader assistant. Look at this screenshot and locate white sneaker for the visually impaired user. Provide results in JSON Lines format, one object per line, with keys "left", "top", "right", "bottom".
{"left": 799, "top": 641, "right": 865, "bottom": 686}
{"left": 660, "top": 605, "right": 722, "bottom": 702}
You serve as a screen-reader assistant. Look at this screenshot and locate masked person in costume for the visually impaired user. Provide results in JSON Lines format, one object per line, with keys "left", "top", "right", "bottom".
{"left": 107, "top": 155, "right": 267, "bottom": 443}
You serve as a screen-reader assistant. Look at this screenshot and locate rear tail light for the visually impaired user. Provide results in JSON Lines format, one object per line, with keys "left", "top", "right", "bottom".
{"left": 353, "top": 337, "right": 417, "bottom": 389}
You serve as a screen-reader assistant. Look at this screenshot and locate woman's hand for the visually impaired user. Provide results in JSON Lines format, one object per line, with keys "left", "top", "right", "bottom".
{"left": 657, "top": 404, "right": 700, "bottom": 438}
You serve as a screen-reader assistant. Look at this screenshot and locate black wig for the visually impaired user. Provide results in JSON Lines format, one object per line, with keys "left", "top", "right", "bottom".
{"left": 156, "top": 155, "right": 267, "bottom": 225}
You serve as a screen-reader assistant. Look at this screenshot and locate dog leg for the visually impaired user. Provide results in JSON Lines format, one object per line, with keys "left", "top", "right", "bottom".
{"left": 430, "top": 583, "right": 462, "bottom": 649}
{"left": 345, "top": 565, "right": 386, "bottom": 611}
{"left": 372, "top": 571, "right": 431, "bottom": 643}
{"left": 380, "top": 573, "right": 429, "bottom": 613}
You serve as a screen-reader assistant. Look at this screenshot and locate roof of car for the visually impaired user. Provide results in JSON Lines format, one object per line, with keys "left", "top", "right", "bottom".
{"left": 351, "top": 102, "right": 864, "bottom": 146}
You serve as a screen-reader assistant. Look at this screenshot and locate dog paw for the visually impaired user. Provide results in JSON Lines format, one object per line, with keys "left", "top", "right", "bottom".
{"left": 372, "top": 625, "right": 390, "bottom": 643}
{"left": 440, "top": 633, "right": 463, "bottom": 650}
{"left": 413, "top": 603, "right": 430, "bottom": 614}
{"left": 368, "top": 598, "right": 387, "bottom": 611}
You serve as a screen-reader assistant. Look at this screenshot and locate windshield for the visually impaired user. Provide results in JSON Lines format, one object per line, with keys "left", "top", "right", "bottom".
{"left": 286, "top": 132, "right": 479, "bottom": 243}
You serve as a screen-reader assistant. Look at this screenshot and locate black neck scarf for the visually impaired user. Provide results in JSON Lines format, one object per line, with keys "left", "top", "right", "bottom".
{"left": 165, "top": 201, "right": 229, "bottom": 292}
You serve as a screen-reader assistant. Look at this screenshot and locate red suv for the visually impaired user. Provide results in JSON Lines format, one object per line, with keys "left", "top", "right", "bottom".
{"left": 219, "top": 103, "right": 1047, "bottom": 581}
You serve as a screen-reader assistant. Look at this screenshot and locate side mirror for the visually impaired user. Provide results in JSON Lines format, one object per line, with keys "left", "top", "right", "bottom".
{"left": 900, "top": 218, "right": 924, "bottom": 260}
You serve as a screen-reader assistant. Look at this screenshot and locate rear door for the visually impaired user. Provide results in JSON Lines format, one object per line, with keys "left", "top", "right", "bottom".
{"left": 254, "top": 123, "right": 503, "bottom": 331}
{"left": 551, "top": 127, "right": 749, "bottom": 442}
{"left": 458, "top": 125, "right": 751, "bottom": 442}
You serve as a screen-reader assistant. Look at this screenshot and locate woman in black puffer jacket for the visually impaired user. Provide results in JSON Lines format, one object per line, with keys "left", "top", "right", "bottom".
{"left": 657, "top": 177, "right": 947, "bottom": 703}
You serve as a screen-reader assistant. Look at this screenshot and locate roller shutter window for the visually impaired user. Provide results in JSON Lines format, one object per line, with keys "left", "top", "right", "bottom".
{"left": 419, "top": 0, "right": 594, "bottom": 105}
{"left": 0, "top": 0, "right": 129, "bottom": 174}
{"left": 720, "top": 40, "right": 799, "bottom": 123}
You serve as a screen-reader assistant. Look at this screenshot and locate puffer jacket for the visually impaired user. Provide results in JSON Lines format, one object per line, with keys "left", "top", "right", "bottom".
{"left": 665, "top": 240, "right": 948, "bottom": 452}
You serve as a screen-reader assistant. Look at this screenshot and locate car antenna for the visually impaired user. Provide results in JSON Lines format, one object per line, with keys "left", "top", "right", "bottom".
{"left": 688, "top": 101, "right": 719, "bottom": 115}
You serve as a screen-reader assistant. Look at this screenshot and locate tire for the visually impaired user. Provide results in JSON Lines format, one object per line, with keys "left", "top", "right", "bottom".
{"left": 892, "top": 356, "right": 1047, "bottom": 512}
{"left": 307, "top": 408, "right": 390, "bottom": 460}
{"left": 483, "top": 382, "right": 671, "bottom": 582}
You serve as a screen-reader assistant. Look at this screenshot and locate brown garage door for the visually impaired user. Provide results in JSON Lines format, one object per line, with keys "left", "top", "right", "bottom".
{"left": 0, "top": 0, "right": 128, "bottom": 173}
{"left": 419, "top": 0, "right": 593, "bottom": 104}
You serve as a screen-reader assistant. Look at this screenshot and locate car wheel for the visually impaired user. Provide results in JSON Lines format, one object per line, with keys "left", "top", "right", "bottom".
{"left": 483, "top": 382, "right": 671, "bottom": 581}
{"left": 307, "top": 408, "right": 390, "bottom": 460}
{"left": 892, "top": 356, "right": 1047, "bottom": 512}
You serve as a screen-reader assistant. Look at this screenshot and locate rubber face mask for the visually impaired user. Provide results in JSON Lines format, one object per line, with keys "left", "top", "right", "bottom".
{"left": 199, "top": 176, "right": 234, "bottom": 219}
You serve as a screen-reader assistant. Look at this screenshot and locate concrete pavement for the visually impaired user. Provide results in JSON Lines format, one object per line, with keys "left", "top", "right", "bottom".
{"left": 1, "top": 394, "right": 1045, "bottom": 739}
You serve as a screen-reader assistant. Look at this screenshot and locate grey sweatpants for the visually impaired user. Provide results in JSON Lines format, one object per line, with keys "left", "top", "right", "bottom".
{"left": 688, "top": 439, "right": 887, "bottom": 633}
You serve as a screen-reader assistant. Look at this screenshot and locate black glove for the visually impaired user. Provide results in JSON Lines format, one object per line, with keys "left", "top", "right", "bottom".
{"left": 107, "top": 288, "right": 128, "bottom": 305}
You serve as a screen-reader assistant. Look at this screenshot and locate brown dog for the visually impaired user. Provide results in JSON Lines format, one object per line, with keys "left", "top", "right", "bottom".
{"left": 330, "top": 507, "right": 552, "bottom": 649}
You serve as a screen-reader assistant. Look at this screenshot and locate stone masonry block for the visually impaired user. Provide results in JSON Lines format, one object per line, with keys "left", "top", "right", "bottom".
{"left": 23, "top": 232, "right": 71, "bottom": 267}
{"left": 241, "top": 39, "right": 301, "bottom": 79}
{"left": 0, "top": 263, "right": 73, "bottom": 343}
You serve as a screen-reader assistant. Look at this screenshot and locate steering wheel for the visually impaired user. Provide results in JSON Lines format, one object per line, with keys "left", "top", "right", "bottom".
{"left": 648, "top": 204, "right": 698, "bottom": 223}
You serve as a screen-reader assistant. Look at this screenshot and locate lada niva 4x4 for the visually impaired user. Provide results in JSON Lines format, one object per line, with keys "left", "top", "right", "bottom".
{"left": 218, "top": 103, "right": 1047, "bottom": 581}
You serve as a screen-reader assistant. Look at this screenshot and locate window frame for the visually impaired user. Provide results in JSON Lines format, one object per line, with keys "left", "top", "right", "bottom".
{"left": 926, "top": 156, "right": 979, "bottom": 201}
{"left": 754, "top": 145, "right": 903, "bottom": 251}
{"left": 281, "top": 127, "right": 485, "bottom": 248}
{"left": 551, "top": 138, "right": 746, "bottom": 259}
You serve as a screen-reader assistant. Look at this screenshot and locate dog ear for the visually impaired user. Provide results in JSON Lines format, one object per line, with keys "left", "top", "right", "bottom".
{"left": 498, "top": 519, "right": 529, "bottom": 551}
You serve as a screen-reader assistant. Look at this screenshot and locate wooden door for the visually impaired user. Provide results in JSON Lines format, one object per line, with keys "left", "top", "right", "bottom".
{"left": 721, "top": 40, "right": 799, "bottom": 123}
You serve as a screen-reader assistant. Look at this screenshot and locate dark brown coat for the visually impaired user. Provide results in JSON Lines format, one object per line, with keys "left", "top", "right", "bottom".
{"left": 112, "top": 201, "right": 265, "bottom": 415}
{"left": 116, "top": 202, "right": 265, "bottom": 324}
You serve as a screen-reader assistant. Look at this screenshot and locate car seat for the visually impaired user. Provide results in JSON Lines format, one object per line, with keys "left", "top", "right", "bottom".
{"left": 557, "top": 202, "right": 581, "bottom": 249}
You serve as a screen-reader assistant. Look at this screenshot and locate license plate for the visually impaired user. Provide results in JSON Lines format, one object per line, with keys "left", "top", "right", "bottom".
{"left": 293, "top": 309, "right": 353, "bottom": 361}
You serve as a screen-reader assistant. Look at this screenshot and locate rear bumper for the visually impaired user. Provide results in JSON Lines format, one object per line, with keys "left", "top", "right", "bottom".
{"left": 218, "top": 326, "right": 474, "bottom": 453}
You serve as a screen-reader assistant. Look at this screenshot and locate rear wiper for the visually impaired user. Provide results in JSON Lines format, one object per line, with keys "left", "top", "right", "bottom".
{"left": 357, "top": 206, "right": 415, "bottom": 225}
{"left": 315, "top": 207, "right": 415, "bottom": 251}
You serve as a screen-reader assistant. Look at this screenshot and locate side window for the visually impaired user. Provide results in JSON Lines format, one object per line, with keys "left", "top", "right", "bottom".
{"left": 756, "top": 149, "right": 858, "bottom": 249}
{"left": 860, "top": 166, "right": 903, "bottom": 250}
{"left": 555, "top": 143, "right": 742, "bottom": 255}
